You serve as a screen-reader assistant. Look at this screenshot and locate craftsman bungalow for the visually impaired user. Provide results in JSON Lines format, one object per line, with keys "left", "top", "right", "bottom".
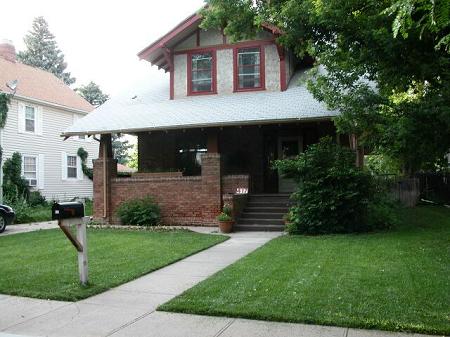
{"left": 64, "top": 11, "right": 342, "bottom": 230}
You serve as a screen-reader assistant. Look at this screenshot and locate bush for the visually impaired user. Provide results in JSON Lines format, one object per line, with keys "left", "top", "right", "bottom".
{"left": 217, "top": 204, "right": 232, "bottom": 221}
{"left": 116, "top": 196, "right": 161, "bottom": 226}
{"left": 3, "top": 152, "right": 29, "bottom": 202}
{"left": 4, "top": 196, "right": 33, "bottom": 224}
{"left": 275, "top": 137, "right": 395, "bottom": 235}
{"left": 28, "top": 191, "right": 47, "bottom": 207}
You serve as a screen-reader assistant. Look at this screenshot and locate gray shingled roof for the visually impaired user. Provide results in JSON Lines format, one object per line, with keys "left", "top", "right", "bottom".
{"left": 62, "top": 70, "right": 338, "bottom": 136}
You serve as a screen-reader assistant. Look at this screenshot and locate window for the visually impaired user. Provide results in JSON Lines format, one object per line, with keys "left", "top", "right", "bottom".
{"left": 25, "top": 106, "right": 36, "bottom": 132}
{"left": 188, "top": 51, "right": 216, "bottom": 95}
{"left": 234, "top": 46, "right": 265, "bottom": 91}
{"left": 67, "top": 155, "right": 78, "bottom": 179}
{"left": 23, "top": 156, "right": 37, "bottom": 187}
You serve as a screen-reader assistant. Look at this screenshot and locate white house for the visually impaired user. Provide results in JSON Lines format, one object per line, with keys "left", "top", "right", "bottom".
{"left": 0, "top": 40, "right": 98, "bottom": 201}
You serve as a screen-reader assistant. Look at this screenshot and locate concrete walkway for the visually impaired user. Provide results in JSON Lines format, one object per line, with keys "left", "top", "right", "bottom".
{"left": 0, "top": 231, "right": 440, "bottom": 337}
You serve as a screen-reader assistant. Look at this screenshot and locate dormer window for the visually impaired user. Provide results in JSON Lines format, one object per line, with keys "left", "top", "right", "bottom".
{"left": 234, "top": 46, "right": 265, "bottom": 92}
{"left": 188, "top": 50, "right": 217, "bottom": 95}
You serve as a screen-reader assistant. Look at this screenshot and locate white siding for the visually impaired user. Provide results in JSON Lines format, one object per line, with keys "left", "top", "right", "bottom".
{"left": 1, "top": 98, "right": 99, "bottom": 201}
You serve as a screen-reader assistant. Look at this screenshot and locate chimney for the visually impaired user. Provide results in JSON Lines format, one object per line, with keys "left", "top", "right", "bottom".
{"left": 0, "top": 39, "right": 17, "bottom": 62}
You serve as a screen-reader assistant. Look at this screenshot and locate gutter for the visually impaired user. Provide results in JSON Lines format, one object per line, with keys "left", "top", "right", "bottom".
{"left": 14, "top": 94, "right": 93, "bottom": 115}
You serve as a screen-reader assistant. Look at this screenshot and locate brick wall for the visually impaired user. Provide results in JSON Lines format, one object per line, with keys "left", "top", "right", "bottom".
{"left": 222, "top": 175, "right": 250, "bottom": 194}
{"left": 94, "top": 153, "right": 222, "bottom": 226}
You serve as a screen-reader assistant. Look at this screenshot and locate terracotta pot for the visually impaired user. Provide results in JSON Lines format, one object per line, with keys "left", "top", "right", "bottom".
{"left": 218, "top": 220, "right": 234, "bottom": 233}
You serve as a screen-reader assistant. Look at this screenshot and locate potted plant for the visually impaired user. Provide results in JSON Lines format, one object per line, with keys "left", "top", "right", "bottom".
{"left": 217, "top": 204, "right": 233, "bottom": 233}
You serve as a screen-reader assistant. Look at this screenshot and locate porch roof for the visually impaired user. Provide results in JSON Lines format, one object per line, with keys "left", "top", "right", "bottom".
{"left": 62, "top": 70, "right": 338, "bottom": 137}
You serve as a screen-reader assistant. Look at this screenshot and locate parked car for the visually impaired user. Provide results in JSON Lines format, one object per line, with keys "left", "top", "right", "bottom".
{"left": 0, "top": 205, "right": 15, "bottom": 233}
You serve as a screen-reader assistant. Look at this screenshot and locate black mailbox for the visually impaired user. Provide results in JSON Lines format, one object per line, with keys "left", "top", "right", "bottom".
{"left": 52, "top": 202, "right": 85, "bottom": 220}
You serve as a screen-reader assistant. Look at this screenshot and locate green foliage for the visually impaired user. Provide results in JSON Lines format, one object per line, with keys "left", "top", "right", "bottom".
{"left": 77, "top": 147, "right": 93, "bottom": 180}
{"left": 0, "top": 92, "right": 11, "bottom": 128}
{"left": 128, "top": 146, "right": 138, "bottom": 169}
{"left": 274, "top": 137, "right": 393, "bottom": 234}
{"left": 27, "top": 191, "right": 47, "bottom": 207}
{"left": 76, "top": 81, "right": 109, "bottom": 107}
{"left": 3, "top": 152, "right": 29, "bottom": 202}
{"left": 202, "top": 0, "right": 450, "bottom": 174}
{"left": 365, "top": 154, "right": 401, "bottom": 176}
{"left": 3, "top": 196, "right": 32, "bottom": 224}
{"left": 384, "top": 0, "right": 450, "bottom": 52}
{"left": 217, "top": 204, "right": 232, "bottom": 221}
{"left": 17, "top": 17, "right": 75, "bottom": 85}
{"left": 112, "top": 134, "right": 133, "bottom": 164}
{"left": 116, "top": 196, "right": 161, "bottom": 226}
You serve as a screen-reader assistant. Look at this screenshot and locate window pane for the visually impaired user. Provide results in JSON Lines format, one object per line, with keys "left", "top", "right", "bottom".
{"left": 237, "top": 48, "right": 261, "bottom": 89}
{"left": 25, "top": 106, "right": 35, "bottom": 120}
{"left": 67, "top": 156, "right": 77, "bottom": 167}
{"left": 25, "top": 119, "right": 35, "bottom": 132}
{"left": 67, "top": 167, "right": 77, "bottom": 178}
{"left": 191, "top": 53, "right": 213, "bottom": 93}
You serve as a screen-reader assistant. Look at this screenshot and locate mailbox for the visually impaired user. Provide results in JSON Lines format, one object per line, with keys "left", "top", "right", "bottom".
{"left": 52, "top": 202, "right": 85, "bottom": 220}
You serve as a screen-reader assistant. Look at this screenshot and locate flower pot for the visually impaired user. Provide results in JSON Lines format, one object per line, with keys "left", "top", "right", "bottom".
{"left": 218, "top": 220, "right": 234, "bottom": 233}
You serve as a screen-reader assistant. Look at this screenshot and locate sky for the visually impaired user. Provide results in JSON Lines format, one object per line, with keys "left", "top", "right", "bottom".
{"left": 0, "top": 0, "right": 204, "bottom": 97}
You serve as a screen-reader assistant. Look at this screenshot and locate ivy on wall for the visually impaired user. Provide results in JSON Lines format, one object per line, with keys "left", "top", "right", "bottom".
{"left": 0, "top": 93, "right": 10, "bottom": 128}
{"left": 77, "top": 147, "right": 93, "bottom": 180}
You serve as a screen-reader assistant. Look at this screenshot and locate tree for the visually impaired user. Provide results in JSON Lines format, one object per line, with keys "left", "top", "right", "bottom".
{"left": 76, "top": 81, "right": 109, "bottom": 107}
{"left": 75, "top": 82, "right": 131, "bottom": 163}
{"left": 112, "top": 135, "right": 133, "bottom": 165}
{"left": 17, "top": 17, "right": 75, "bottom": 85}
{"left": 201, "top": 0, "right": 450, "bottom": 174}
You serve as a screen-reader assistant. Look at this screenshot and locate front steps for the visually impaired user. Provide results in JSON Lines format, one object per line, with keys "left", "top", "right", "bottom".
{"left": 234, "top": 194, "right": 291, "bottom": 231}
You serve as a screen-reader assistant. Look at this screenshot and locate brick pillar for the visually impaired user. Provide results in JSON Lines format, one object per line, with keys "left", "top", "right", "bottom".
{"left": 201, "top": 153, "right": 222, "bottom": 225}
{"left": 93, "top": 134, "right": 117, "bottom": 223}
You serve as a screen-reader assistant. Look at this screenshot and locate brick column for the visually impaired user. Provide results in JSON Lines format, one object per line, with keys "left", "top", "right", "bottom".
{"left": 93, "top": 134, "right": 117, "bottom": 223}
{"left": 201, "top": 153, "right": 222, "bottom": 225}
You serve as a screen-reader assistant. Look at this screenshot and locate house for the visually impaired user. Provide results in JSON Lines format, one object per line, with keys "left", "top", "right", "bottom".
{"left": 0, "top": 40, "right": 98, "bottom": 201}
{"left": 64, "top": 12, "right": 342, "bottom": 229}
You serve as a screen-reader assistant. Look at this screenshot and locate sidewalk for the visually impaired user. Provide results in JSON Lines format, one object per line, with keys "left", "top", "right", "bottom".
{"left": 0, "top": 231, "right": 440, "bottom": 337}
{"left": 2, "top": 221, "right": 58, "bottom": 236}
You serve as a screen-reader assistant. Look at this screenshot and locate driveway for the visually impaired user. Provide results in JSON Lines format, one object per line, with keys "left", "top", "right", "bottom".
{"left": 2, "top": 221, "right": 58, "bottom": 236}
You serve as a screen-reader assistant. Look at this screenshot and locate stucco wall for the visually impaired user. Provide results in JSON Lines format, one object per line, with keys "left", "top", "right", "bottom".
{"left": 264, "top": 44, "right": 281, "bottom": 92}
{"left": 217, "top": 49, "right": 234, "bottom": 95}
{"left": 174, "top": 54, "right": 187, "bottom": 99}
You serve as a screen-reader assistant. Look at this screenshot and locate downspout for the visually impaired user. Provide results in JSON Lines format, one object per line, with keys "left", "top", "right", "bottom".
{"left": 103, "top": 139, "right": 107, "bottom": 218}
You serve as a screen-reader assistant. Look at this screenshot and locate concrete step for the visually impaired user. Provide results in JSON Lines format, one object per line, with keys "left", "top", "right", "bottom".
{"left": 247, "top": 201, "right": 290, "bottom": 208}
{"left": 247, "top": 196, "right": 291, "bottom": 203}
{"left": 234, "top": 224, "right": 285, "bottom": 232}
{"left": 240, "top": 212, "right": 286, "bottom": 219}
{"left": 244, "top": 206, "right": 290, "bottom": 212}
{"left": 237, "top": 218, "right": 284, "bottom": 226}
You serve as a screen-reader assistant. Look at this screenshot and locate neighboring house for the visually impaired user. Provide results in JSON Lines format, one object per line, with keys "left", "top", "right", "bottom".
{"left": 64, "top": 12, "right": 340, "bottom": 228}
{"left": 0, "top": 40, "right": 98, "bottom": 201}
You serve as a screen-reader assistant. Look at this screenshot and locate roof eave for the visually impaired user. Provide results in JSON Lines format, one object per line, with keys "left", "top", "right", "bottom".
{"left": 61, "top": 116, "right": 335, "bottom": 137}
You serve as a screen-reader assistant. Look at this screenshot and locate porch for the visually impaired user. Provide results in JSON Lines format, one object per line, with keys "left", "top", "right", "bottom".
{"left": 93, "top": 121, "right": 339, "bottom": 226}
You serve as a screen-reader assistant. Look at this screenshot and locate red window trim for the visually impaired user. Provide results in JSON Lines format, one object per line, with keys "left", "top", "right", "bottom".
{"left": 233, "top": 45, "right": 266, "bottom": 93}
{"left": 187, "top": 49, "right": 217, "bottom": 96}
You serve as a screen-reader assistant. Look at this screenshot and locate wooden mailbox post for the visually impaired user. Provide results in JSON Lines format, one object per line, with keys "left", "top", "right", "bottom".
{"left": 52, "top": 202, "right": 89, "bottom": 285}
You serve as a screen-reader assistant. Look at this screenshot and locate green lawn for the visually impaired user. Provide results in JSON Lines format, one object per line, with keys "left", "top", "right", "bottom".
{"left": 13, "top": 200, "right": 93, "bottom": 224}
{"left": 160, "top": 206, "right": 450, "bottom": 335}
{"left": 0, "top": 229, "right": 227, "bottom": 301}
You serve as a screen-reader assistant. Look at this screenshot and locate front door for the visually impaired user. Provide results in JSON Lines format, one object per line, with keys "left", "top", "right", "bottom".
{"left": 278, "top": 136, "right": 302, "bottom": 193}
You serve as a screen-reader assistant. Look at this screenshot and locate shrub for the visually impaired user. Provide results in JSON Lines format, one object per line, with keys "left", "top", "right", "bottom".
{"left": 4, "top": 196, "right": 33, "bottom": 224}
{"left": 274, "top": 137, "right": 394, "bottom": 235}
{"left": 28, "top": 191, "right": 47, "bottom": 207}
{"left": 3, "top": 152, "right": 29, "bottom": 202}
{"left": 116, "top": 196, "right": 161, "bottom": 226}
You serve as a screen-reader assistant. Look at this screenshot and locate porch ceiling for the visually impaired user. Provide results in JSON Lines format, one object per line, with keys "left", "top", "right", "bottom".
{"left": 62, "top": 70, "right": 338, "bottom": 137}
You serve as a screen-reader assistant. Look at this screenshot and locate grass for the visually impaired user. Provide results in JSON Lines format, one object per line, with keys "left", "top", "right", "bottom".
{"left": 0, "top": 229, "right": 227, "bottom": 301}
{"left": 159, "top": 206, "right": 450, "bottom": 335}
{"left": 12, "top": 200, "right": 93, "bottom": 224}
